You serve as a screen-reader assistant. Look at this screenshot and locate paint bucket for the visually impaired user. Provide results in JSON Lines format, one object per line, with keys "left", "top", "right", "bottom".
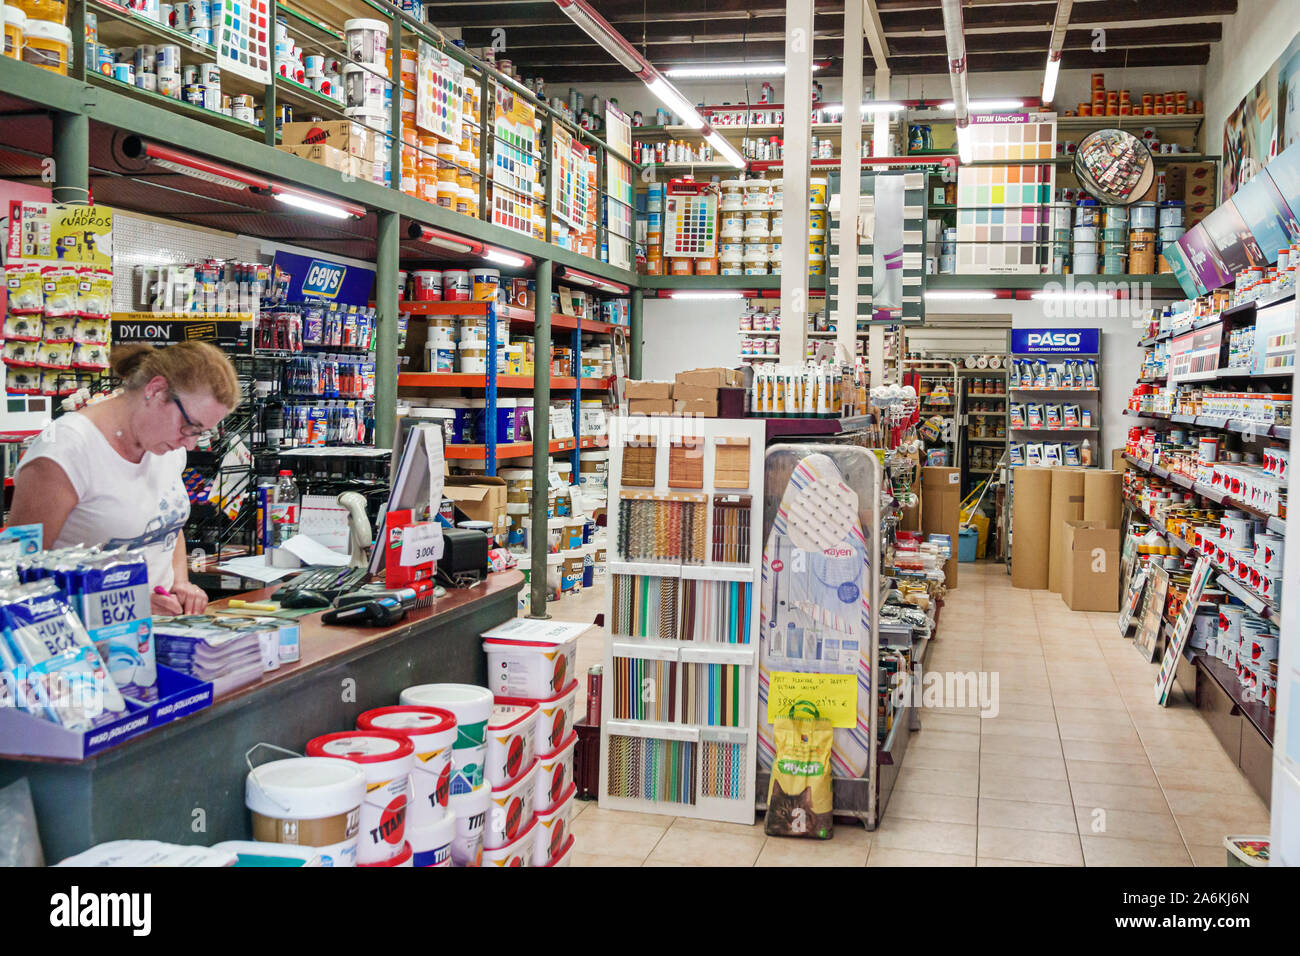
{"left": 770, "top": 210, "right": 784, "bottom": 236}
{"left": 305, "top": 731, "right": 413, "bottom": 864}
{"left": 744, "top": 212, "right": 770, "bottom": 237}
{"left": 809, "top": 238, "right": 826, "bottom": 257}
{"left": 1103, "top": 205, "right": 1129, "bottom": 229}
{"left": 532, "top": 782, "right": 575, "bottom": 866}
{"left": 484, "top": 702, "right": 539, "bottom": 784}
{"left": 808, "top": 209, "right": 828, "bottom": 234}
{"left": 342, "top": 62, "right": 385, "bottom": 111}
{"left": 497, "top": 679, "right": 578, "bottom": 755}
{"left": 544, "top": 834, "right": 575, "bottom": 867}
{"left": 1051, "top": 205, "right": 1072, "bottom": 231}
{"left": 410, "top": 269, "right": 442, "bottom": 301}
{"left": 720, "top": 210, "right": 745, "bottom": 236}
{"left": 809, "top": 255, "right": 826, "bottom": 276}
{"left": 480, "top": 816, "right": 536, "bottom": 867}
{"left": 534, "top": 730, "right": 577, "bottom": 811}
{"left": 408, "top": 810, "right": 456, "bottom": 867}
{"left": 1075, "top": 199, "right": 1099, "bottom": 226}
{"left": 718, "top": 240, "right": 745, "bottom": 260}
{"left": 400, "top": 683, "right": 493, "bottom": 794}
{"left": 344, "top": 17, "right": 388, "bottom": 65}
{"left": 442, "top": 269, "right": 471, "bottom": 301}
{"left": 809, "top": 177, "right": 828, "bottom": 206}
{"left": 743, "top": 179, "right": 771, "bottom": 209}
{"left": 1130, "top": 231, "right": 1156, "bottom": 273}
{"left": 357, "top": 841, "right": 413, "bottom": 867}
{"left": 1159, "top": 200, "right": 1184, "bottom": 227}
{"left": 743, "top": 255, "right": 768, "bottom": 276}
{"left": 1102, "top": 248, "right": 1127, "bottom": 275}
{"left": 448, "top": 783, "right": 489, "bottom": 865}
{"left": 720, "top": 179, "right": 744, "bottom": 206}
{"left": 245, "top": 756, "right": 365, "bottom": 868}
{"left": 471, "top": 267, "right": 500, "bottom": 301}
{"left": 1159, "top": 224, "right": 1184, "bottom": 246}
{"left": 485, "top": 757, "right": 537, "bottom": 849}
{"left": 357, "top": 705, "right": 456, "bottom": 829}
{"left": 669, "top": 257, "right": 693, "bottom": 276}
{"left": 1131, "top": 201, "right": 1157, "bottom": 230}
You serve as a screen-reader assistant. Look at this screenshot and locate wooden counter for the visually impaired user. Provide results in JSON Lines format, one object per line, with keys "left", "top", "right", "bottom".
{"left": 0, "top": 570, "right": 524, "bottom": 863}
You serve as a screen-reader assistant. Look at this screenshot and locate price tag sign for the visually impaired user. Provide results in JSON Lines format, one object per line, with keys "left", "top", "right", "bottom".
{"left": 399, "top": 522, "right": 444, "bottom": 567}
{"left": 766, "top": 672, "right": 857, "bottom": 728}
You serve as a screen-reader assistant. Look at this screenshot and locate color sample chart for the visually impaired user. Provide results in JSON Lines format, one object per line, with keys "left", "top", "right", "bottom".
{"left": 612, "top": 657, "right": 678, "bottom": 721}
{"left": 684, "top": 662, "right": 745, "bottom": 728}
{"left": 552, "top": 124, "right": 591, "bottom": 229}
{"left": 701, "top": 740, "right": 745, "bottom": 800}
{"left": 416, "top": 41, "right": 464, "bottom": 144}
{"left": 604, "top": 103, "right": 635, "bottom": 270}
{"left": 491, "top": 82, "right": 538, "bottom": 237}
{"left": 611, "top": 573, "right": 680, "bottom": 640}
{"left": 663, "top": 185, "right": 718, "bottom": 258}
{"left": 607, "top": 736, "right": 696, "bottom": 806}
{"left": 616, "top": 493, "right": 707, "bottom": 564}
{"left": 217, "top": 0, "right": 271, "bottom": 84}
{"left": 955, "top": 114, "right": 1057, "bottom": 274}
{"left": 679, "top": 579, "right": 752, "bottom": 644}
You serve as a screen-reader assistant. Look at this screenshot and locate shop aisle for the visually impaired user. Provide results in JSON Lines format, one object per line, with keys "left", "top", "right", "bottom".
{"left": 546, "top": 562, "right": 1269, "bottom": 866}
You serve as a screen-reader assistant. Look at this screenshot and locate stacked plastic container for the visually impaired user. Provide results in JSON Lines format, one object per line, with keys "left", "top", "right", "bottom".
{"left": 481, "top": 619, "right": 587, "bottom": 867}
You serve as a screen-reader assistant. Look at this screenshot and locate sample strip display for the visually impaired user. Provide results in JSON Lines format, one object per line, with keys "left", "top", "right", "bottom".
{"left": 416, "top": 42, "right": 465, "bottom": 143}
{"left": 604, "top": 104, "right": 636, "bottom": 270}
{"left": 610, "top": 573, "right": 680, "bottom": 639}
{"left": 711, "top": 494, "right": 752, "bottom": 564}
{"left": 607, "top": 736, "right": 696, "bottom": 806}
{"left": 668, "top": 437, "right": 705, "bottom": 488}
{"left": 955, "top": 114, "right": 1057, "bottom": 273}
{"left": 617, "top": 493, "right": 707, "bottom": 563}
{"left": 551, "top": 124, "right": 591, "bottom": 230}
{"left": 701, "top": 741, "right": 745, "bottom": 800}
{"left": 620, "top": 435, "right": 657, "bottom": 487}
{"left": 217, "top": 0, "right": 272, "bottom": 84}
{"left": 491, "top": 83, "right": 538, "bottom": 236}
{"left": 663, "top": 183, "right": 719, "bottom": 259}
{"left": 679, "top": 579, "right": 752, "bottom": 644}
{"left": 609, "top": 658, "right": 746, "bottom": 727}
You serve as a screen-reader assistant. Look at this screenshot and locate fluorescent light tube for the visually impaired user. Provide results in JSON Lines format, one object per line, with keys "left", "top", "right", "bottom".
{"left": 1031, "top": 290, "right": 1115, "bottom": 301}
{"left": 645, "top": 77, "right": 704, "bottom": 129}
{"left": 924, "top": 290, "right": 997, "bottom": 301}
{"left": 705, "top": 130, "right": 747, "bottom": 169}
{"left": 670, "top": 291, "right": 744, "bottom": 300}
{"left": 822, "top": 102, "right": 904, "bottom": 116}
{"left": 273, "top": 191, "right": 354, "bottom": 219}
{"left": 938, "top": 99, "right": 1026, "bottom": 112}
{"left": 484, "top": 249, "right": 527, "bottom": 268}
{"left": 956, "top": 125, "right": 974, "bottom": 164}
{"left": 557, "top": 0, "right": 648, "bottom": 75}
{"left": 1042, "top": 57, "right": 1061, "bottom": 107}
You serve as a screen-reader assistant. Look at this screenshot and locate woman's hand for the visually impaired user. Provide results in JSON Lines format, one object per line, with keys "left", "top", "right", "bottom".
{"left": 151, "top": 589, "right": 184, "bottom": 616}
{"left": 171, "top": 580, "right": 209, "bottom": 614}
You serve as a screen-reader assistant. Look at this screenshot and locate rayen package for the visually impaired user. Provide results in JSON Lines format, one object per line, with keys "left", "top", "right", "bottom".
{"left": 0, "top": 579, "right": 127, "bottom": 729}
{"left": 1063, "top": 404, "right": 1081, "bottom": 427}
{"left": 74, "top": 551, "right": 157, "bottom": 698}
{"left": 1009, "top": 403, "right": 1026, "bottom": 428}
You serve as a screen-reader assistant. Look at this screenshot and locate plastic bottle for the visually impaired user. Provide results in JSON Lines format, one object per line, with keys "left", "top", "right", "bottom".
{"left": 1085, "top": 358, "right": 1098, "bottom": 388}
{"left": 1080, "top": 438, "right": 1093, "bottom": 467}
{"left": 271, "top": 470, "right": 300, "bottom": 546}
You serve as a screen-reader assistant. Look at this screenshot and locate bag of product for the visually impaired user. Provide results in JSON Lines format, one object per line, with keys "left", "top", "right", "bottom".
{"left": 765, "top": 703, "right": 834, "bottom": 840}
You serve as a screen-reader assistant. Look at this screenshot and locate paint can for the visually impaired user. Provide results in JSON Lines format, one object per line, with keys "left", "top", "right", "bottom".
{"left": 410, "top": 269, "right": 442, "bottom": 301}
{"left": 245, "top": 756, "right": 366, "bottom": 867}
{"left": 442, "top": 269, "right": 471, "bottom": 301}
{"left": 198, "top": 60, "right": 219, "bottom": 86}
{"left": 448, "top": 782, "right": 489, "bottom": 866}
{"left": 1075, "top": 199, "right": 1099, "bottom": 226}
{"left": 342, "top": 62, "right": 385, "bottom": 111}
{"left": 485, "top": 757, "right": 537, "bottom": 848}
{"left": 343, "top": 17, "right": 388, "bottom": 65}
{"left": 1072, "top": 252, "right": 1098, "bottom": 274}
{"left": 408, "top": 810, "right": 456, "bottom": 867}
{"left": 471, "top": 266, "right": 501, "bottom": 301}
{"left": 1159, "top": 200, "right": 1184, "bottom": 227}
{"left": 306, "top": 731, "right": 414, "bottom": 864}
{"left": 357, "top": 705, "right": 456, "bottom": 829}
{"left": 113, "top": 62, "right": 134, "bottom": 83}
{"left": 400, "top": 683, "right": 493, "bottom": 794}
{"left": 484, "top": 703, "right": 538, "bottom": 784}
{"left": 532, "top": 782, "right": 575, "bottom": 865}
{"left": 1131, "top": 201, "right": 1157, "bottom": 230}
{"left": 1129, "top": 230, "right": 1156, "bottom": 273}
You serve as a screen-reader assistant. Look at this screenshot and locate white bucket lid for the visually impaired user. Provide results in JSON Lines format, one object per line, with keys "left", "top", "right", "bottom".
{"left": 5, "top": 7, "right": 28, "bottom": 26}
{"left": 498, "top": 468, "right": 532, "bottom": 479}
{"left": 407, "top": 810, "right": 457, "bottom": 854}
{"left": 344, "top": 17, "right": 389, "bottom": 32}
{"left": 245, "top": 756, "right": 365, "bottom": 821}
{"left": 25, "top": 18, "right": 71, "bottom": 43}
{"left": 358, "top": 706, "right": 457, "bottom": 751}
{"left": 400, "top": 683, "right": 493, "bottom": 720}
{"left": 496, "top": 397, "right": 517, "bottom": 408}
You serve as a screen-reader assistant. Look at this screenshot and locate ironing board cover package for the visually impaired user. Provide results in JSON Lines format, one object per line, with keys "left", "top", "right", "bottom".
{"left": 757, "top": 447, "right": 881, "bottom": 781}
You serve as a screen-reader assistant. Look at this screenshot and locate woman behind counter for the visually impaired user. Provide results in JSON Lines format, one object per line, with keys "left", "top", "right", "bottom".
{"left": 9, "top": 342, "right": 240, "bottom": 616}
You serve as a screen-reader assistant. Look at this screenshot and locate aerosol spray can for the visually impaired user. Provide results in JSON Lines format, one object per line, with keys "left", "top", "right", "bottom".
{"left": 586, "top": 664, "right": 602, "bottom": 725}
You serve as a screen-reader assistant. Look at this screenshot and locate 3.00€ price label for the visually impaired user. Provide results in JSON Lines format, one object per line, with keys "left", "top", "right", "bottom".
{"left": 399, "top": 522, "right": 444, "bottom": 567}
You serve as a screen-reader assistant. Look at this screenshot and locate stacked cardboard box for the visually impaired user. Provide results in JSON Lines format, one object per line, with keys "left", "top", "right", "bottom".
{"left": 920, "top": 466, "right": 962, "bottom": 588}
{"left": 278, "top": 121, "right": 375, "bottom": 181}
{"left": 1164, "top": 161, "right": 1217, "bottom": 227}
{"left": 624, "top": 369, "right": 745, "bottom": 417}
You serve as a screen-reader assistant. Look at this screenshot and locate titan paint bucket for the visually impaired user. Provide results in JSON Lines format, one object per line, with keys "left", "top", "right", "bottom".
{"left": 482, "top": 633, "right": 579, "bottom": 699}
{"left": 498, "top": 680, "right": 578, "bottom": 755}
{"left": 408, "top": 810, "right": 456, "bottom": 867}
{"left": 442, "top": 269, "right": 471, "bottom": 301}
{"left": 449, "top": 783, "right": 489, "bottom": 866}
{"left": 306, "top": 731, "right": 414, "bottom": 865}
{"left": 480, "top": 816, "right": 536, "bottom": 867}
{"left": 485, "top": 702, "right": 538, "bottom": 784}
{"left": 245, "top": 756, "right": 365, "bottom": 868}
{"left": 358, "top": 841, "right": 413, "bottom": 867}
{"left": 400, "top": 683, "right": 493, "bottom": 794}
{"left": 534, "top": 730, "right": 577, "bottom": 810}
{"left": 357, "top": 705, "right": 456, "bottom": 829}
{"left": 543, "top": 834, "right": 575, "bottom": 867}
{"left": 485, "top": 757, "right": 537, "bottom": 849}
{"left": 532, "top": 781, "right": 576, "bottom": 866}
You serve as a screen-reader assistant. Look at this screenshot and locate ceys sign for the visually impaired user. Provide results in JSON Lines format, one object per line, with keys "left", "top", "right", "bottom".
{"left": 272, "top": 250, "right": 375, "bottom": 306}
{"left": 1011, "top": 328, "right": 1100, "bottom": 354}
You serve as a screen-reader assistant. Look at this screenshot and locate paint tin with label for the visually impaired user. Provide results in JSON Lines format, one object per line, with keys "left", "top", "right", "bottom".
{"left": 113, "top": 62, "right": 134, "bottom": 83}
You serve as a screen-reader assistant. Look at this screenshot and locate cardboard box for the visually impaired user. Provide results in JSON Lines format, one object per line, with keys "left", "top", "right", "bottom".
{"left": 1048, "top": 467, "right": 1087, "bottom": 593}
{"left": 675, "top": 368, "right": 744, "bottom": 388}
{"left": 624, "top": 380, "right": 674, "bottom": 400}
{"left": 1061, "top": 520, "right": 1120, "bottom": 612}
{"left": 675, "top": 398, "right": 718, "bottom": 417}
{"left": 1083, "top": 469, "right": 1123, "bottom": 530}
{"left": 443, "top": 476, "right": 508, "bottom": 533}
{"left": 671, "top": 383, "right": 718, "bottom": 403}
{"left": 277, "top": 143, "right": 365, "bottom": 177}
{"left": 280, "top": 120, "right": 370, "bottom": 160}
{"left": 1011, "top": 466, "right": 1052, "bottom": 590}
{"left": 921, "top": 466, "right": 962, "bottom": 588}
{"left": 628, "top": 399, "right": 675, "bottom": 415}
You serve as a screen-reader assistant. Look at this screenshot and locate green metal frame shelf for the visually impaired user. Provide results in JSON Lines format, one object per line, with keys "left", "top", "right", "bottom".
{"left": 640, "top": 274, "right": 829, "bottom": 292}
{"left": 927, "top": 273, "right": 1185, "bottom": 291}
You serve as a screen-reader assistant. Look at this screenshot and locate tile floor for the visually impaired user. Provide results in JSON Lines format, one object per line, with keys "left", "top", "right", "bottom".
{"left": 536, "top": 561, "right": 1270, "bottom": 866}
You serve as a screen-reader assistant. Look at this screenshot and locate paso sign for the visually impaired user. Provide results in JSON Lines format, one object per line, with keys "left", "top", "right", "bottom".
{"left": 1011, "top": 327, "right": 1100, "bottom": 355}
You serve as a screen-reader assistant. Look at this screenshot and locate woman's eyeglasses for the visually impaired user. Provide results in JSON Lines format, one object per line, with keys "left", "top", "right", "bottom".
{"left": 171, "top": 394, "right": 214, "bottom": 439}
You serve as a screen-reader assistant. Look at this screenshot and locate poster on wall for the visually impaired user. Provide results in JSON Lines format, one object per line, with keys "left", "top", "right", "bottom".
{"left": 1230, "top": 166, "right": 1300, "bottom": 258}
{"left": 1199, "top": 200, "right": 1267, "bottom": 273}
{"left": 1222, "top": 29, "right": 1300, "bottom": 202}
{"left": 1278, "top": 34, "right": 1300, "bottom": 152}
{"left": 1174, "top": 222, "right": 1233, "bottom": 293}
{"left": 416, "top": 41, "right": 464, "bottom": 143}
{"left": 216, "top": 0, "right": 273, "bottom": 85}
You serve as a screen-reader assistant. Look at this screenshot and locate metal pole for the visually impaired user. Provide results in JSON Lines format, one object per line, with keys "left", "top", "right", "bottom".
{"left": 529, "top": 260, "right": 553, "bottom": 618}
{"left": 779, "top": 0, "right": 813, "bottom": 364}
{"left": 629, "top": 287, "right": 644, "bottom": 379}
{"left": 375, "top": 210, "right": 400, "bottom": 447}
{"left": 836, "top": 0, "right": 864, "bottom": 366}
{"left": 543, "top": 114, "right": 554, "bottom": 244}
{"left": 51, "top": 112, "right": 90, "bottom": 206}
{"left": 389, "top": 11, "right": 402, "bottom": 191}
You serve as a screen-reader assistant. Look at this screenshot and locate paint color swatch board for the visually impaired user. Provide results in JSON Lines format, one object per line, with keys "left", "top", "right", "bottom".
{"left": 955, "top": 113, "right": 1057, "bottom": 274}
{"left": 416, "top": 41, "right": 464, "bottom": 144}
{"left": 217, "top": 0, "right": 271, "bottom": 83}
{"left": 491, "top": 82, "right": 538, "bottom": 237}
{"left": 604, "top": 104, "right": 635, "bottom": 270}
{"left": 551, "top": 124, "right": 591, "bottom": 230}
{"left": 663, "top": 186, "right": 719, "bottom": 259}
{"left": 599, "top": 416, "right": 766, "bottom": 824}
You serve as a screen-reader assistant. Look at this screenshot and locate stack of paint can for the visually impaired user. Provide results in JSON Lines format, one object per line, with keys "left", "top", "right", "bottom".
{"left": 1051, "top": 197, "right": 1072, "bottom": 272}
{"left": 1129, "top": 200, "right": 1158, "bottom": 274}
{"left": 343, "top": 17, "right": 391, "bottom": 188}
{"left": 940, "top": 227, "right": 957, "bottom": 274}
{"left": 1157, "top": 200, "right": 1185, "bottom": 272}
{"left": 1072, "top": 198, "right": 1100, "bottom": 274}
{"left": 1101, "top": 204, "right": 1128, "bottom": 275}
{"left": 719, "top": 180, "right": 745, "bottom": 275}
{"left": 808, "top": 177, "right": 828, "bottom": 277}
{"left": 644, "top": 183, "right": 664, "bottom": 275}
{"left": 400, "top": 684, "right": 494, "bottom": 866}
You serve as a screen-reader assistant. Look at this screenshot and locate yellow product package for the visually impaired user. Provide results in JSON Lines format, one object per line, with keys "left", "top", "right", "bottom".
{"left": 765, "top": 707, "right": 834, "bottom": 840}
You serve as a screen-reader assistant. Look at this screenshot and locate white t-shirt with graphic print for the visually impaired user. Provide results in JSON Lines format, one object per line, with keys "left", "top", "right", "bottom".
{"left": 16, "top": 412, "right": 190, "bottom": 589}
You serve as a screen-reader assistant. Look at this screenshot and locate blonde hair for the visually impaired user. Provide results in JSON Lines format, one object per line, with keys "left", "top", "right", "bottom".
{"left": 110, "top": 342, "right": 241, "bottom": 409}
